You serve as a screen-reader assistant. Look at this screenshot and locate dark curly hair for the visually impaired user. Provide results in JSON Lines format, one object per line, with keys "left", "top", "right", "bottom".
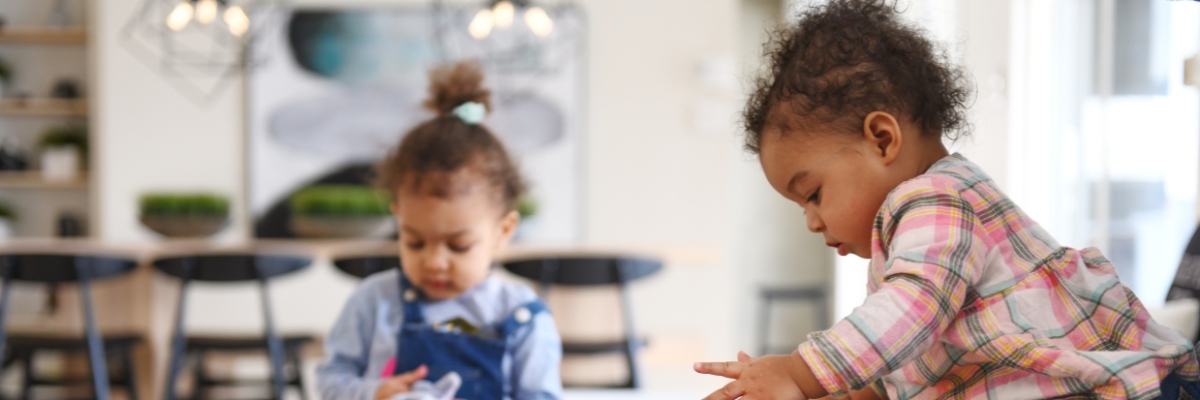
{"left": 377, "top": 62, "right": 525, "bottom": 213}
{"left": 743, "top": 0, "right": 972, "bottom": 153}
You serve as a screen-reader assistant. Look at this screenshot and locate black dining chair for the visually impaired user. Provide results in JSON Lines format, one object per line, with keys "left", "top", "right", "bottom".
{"left": 332, "top": 255, "right": 399, "bottom": 279}
{"left": 154, "top": 253, "right": 314, "bottom": 400}
{"left": 757, "top": 285, "right": 830, "bottom": 356}
{"left": 0, "top": 254, "right": 140, "bottom": 400}
{"left": 502, "top": 254, "right": 662, "bottom": 389}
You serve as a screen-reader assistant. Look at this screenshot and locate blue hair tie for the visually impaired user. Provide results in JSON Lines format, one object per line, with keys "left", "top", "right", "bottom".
{"left": 452, "top": 102, "right": 486, "bottom": 125}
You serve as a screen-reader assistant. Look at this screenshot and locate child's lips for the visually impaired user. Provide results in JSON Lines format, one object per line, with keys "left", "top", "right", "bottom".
{"left": 425, "top": 280, "right": 449, "bottom": 290}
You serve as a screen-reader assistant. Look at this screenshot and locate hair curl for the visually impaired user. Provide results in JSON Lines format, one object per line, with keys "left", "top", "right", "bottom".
{"left": 377, "top": 62, "right": 525, "bottom": 213}
{"left": 743, "top": 0, "right": 972, "bottom": 153}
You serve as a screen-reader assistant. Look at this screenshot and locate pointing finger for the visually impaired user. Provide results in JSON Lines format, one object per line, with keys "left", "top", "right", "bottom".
{"left": 694, "top": 361, "right": 745, "bottom": 379}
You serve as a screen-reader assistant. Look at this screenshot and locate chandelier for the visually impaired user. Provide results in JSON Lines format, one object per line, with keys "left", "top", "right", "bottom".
{"left": 432, "top": 0, "right": 582, "bottom": 75}
{"left": 122, "top": 0, "right": 287, "bottom": 103}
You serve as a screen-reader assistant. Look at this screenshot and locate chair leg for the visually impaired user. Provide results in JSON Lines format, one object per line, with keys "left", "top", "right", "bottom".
{"left": 190, "top": 350, "right": 205, "bottom": 400}
{"left": 255, "top": 263, "right": 285, "bottom": 400}
{"left": 164, "top": 259, "right": 195, "bottom": 400}
{"left": 289, "top": 346, "right": 308, "bottom": 400}
{"left": 76, "top": 258, "right": 111, "bottom": 400}
{"left": 19, "top": 350, "right": 32, "bottom": 400}
{"left": 615, "top": 260, "right": 640, "bottom": 389}
{"left": 121, "top": 343, "right": 140, "bottom": 400}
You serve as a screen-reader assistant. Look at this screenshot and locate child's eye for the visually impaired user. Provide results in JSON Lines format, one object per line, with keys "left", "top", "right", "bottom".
{"left": 807, "top": 188, "right": 821, "bottom": 204}
{"left": 405, "top": 241, "right": 425, "bottom": 250}
{"left": 448, "top": 244, "right": 472, "bottom": 253}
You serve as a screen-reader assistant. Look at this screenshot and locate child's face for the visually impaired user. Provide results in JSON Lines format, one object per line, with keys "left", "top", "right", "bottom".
{"left": 393, "top": 177, "right": 518, "bottom": 301}
{"left": 758, "top": 123, "right": 910, "bottom": 259}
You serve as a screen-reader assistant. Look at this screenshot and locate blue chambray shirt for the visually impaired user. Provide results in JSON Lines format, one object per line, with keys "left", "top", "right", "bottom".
{"left": 316, "top": 269, "right": 563, "bottom": 400}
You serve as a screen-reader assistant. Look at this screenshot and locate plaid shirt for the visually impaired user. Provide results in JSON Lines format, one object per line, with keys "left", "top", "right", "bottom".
{"left": 798, "top": 154, "right": 1199, "bottom": 400}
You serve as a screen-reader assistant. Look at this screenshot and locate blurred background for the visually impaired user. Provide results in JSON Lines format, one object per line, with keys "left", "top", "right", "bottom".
{"left": 0, "top": 0, "right": 1194, "bottom": 399}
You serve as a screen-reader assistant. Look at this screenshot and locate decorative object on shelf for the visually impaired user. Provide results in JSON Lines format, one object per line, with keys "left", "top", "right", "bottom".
{"left": 57, "top": 211, "right": 83, "bottom": 237}
{"left": 0, "top": 201, "right": 15, "bottom": 239}
{"left": 139, "top": 193, "right": 231, "bottom": 237}
{"left": 38, "top": 125, "right": 86, "bottom": 180}
{"left": 289, "top": 185, "right": 392, "bottom": 239}
{"left": 0, "top": 56, "right": 12, "bottom": 98}
{"left": 0, "top": 136, "right": 28, "bottom": 171}
{"left": 48, "top": 0, "right": 71, "bottom": 28}
{"left": 121, "top": 0, "right": 288, "bottom": 103}
{"left": 432, "top": 0, "right": 583, "bottom": 75}
{"left": 50, "top": 79, "right": 80, "bottom": 99}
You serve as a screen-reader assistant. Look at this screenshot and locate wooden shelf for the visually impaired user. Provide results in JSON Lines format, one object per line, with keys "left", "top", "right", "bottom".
{"left": 0, "top": 171, "right": 88, "bottom": 190}
{"left": 0, "top": 99, "right": 87, "bottom": 117}
{"left": 0, "top": 28, "right": 86, "bottom": 45}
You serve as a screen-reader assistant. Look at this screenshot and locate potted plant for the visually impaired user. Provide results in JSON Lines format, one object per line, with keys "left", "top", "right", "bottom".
{"left": 289, "top": 185, "right": 392, "bottom": 239}
{"left": 514, "top": 195, "right": 538, "bottom": 241}
{"left": 38, "top": 125, "right": 86, "bottom": 180}
{"left": 0, "top": 201, "right": 16, "bottom": 239}
{"left": 139, "top": 193, "right": 230, "bottom": 238}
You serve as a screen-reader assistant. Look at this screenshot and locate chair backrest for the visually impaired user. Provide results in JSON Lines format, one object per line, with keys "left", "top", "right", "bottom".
{"left": 332, "top": 256, "right": 400, "bottom": 279}
{"left": 0, "top": 254, "right": 138, "bottom": 283}
{"left": 502, "top": 256, "right": 662, "bottom": 286}
{"left": 153, "top": 254, "right": 311, "bottom": 282}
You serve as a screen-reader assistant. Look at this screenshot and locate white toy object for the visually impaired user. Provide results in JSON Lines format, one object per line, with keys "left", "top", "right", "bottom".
{"left": 389, "top": 371, "right": 462, "bottom": 400}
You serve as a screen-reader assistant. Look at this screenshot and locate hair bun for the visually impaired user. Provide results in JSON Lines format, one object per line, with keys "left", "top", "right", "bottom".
{"left": 424, "top": 61, "right": 492, "bottom": 117}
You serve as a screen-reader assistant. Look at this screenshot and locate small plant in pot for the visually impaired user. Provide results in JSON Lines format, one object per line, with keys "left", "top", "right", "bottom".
{"left": 0, "top": 201, "right": 16, "bottom": 239}
{"left": 289, "top": 185, "right": 392, "bottom": 239}
{"left": 140, "top": 193, "right": 230, "bottom": 238}
{"left": 38, "top": 125, "right": 86, "bottom": 180}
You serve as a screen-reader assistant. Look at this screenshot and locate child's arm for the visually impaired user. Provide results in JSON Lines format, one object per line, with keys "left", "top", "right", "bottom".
{"left": 316, "top": 284, "right": 390, "bottom": 400}
{"left": 509, "top": 311, "right": 563, "bottom": 400}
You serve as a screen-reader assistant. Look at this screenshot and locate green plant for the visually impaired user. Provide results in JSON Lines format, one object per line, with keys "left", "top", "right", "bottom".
{"left": 140, "top": 193, "right": 230, "bottom": 218}
{"left": 0, "top": 202, "right": 16, "bottom": 221}
{"left": 290, "top": 185, "right": 391, "bottom": 217}
{"left": 516, "top": 195, "right": 538, "bottom": 219}
{"left": 0, "top": 57, "right": 12, "bottom": 84}
{"left": 39, "top": 126, "right": 88, "bottom": 153}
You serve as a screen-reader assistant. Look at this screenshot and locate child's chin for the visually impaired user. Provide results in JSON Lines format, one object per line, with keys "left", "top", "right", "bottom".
{"left": 421, "top": 286, "right": 461, "bottom": 300}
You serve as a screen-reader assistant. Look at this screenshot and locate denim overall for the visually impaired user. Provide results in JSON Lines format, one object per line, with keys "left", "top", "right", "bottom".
{"left": 395, "top": 274, "right": 547, "bottom": 400}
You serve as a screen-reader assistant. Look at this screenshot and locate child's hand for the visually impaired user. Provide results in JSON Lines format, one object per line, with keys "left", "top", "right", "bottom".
{"left": 695, "top": 351, "right": 814, "bottom": 400}
{"left": 375, "top": 365, "right": 428, "bottom": 400}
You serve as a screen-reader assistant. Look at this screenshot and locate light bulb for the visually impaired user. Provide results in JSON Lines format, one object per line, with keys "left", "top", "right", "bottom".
{"left": 469, "top": 9, "right": 494, "bottom": 40}
{"left": 492, "top": 1, "right": 514, "bottom": 29}
{"left": 524, "top": 7, "right": 553, "bottom": 37}
{"left": 166, "top": 1, "right": 194, "bottom": 31}
{"left": 196, "top": 0, "right": 218, "bottom": 24}
{"left": 224, "top": 6, "right": 250, "bottom": 36}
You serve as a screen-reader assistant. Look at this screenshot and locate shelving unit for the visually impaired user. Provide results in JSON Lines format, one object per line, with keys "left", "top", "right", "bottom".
{"left": 0, "top": 28, "right": 86, "bottom": 45}
{"left": 0, "top": 2, "right": 93, "bottom": 238}
{"left": 0, "top": 99, "right": 87, "bottom": 117}
{"left": 0, "top": 171, "right": 87, "bottom": 190}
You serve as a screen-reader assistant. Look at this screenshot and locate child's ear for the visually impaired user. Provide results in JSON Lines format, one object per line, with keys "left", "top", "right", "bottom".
{"left": 862, "top": 111, "right": 903, "bottom": 165}
{"left": 494, "top": 210, "right": 520, "bottom": 250}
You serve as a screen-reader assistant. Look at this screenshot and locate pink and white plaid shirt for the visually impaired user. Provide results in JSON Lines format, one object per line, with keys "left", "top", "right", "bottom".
{"left": 799, "top": 154, "right": 1199, "bottom": 400}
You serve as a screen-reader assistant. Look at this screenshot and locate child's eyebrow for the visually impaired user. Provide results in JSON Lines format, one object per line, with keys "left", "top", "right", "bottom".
{"left": 787, "top": 171, "right": 809, "bottom": 195}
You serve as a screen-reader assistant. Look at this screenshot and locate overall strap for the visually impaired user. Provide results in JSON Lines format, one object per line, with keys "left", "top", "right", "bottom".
{"left": 397, "top": 272, "right": 425, "bottom": 324}
{"left": 496, "top": 299, "right": 549, "bottom": 338}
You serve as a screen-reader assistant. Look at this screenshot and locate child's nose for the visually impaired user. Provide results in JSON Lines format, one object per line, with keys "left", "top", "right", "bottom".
{"left": 806, "top": 211, "right": 824, "bottom": 233}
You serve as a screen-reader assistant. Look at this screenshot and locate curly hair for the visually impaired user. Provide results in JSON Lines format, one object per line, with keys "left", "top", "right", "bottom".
{"left": 377, "top": 62, "right": 525, "bottom": 213}
{"left": 742, "top": 0, "right": 972, "bottom": 153}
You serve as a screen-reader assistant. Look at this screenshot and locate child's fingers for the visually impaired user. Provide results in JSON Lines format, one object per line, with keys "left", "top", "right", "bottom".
{"left": 693, "top": 361, "right": 744, "bottom": 378}
{"left": 702, "top": 380, "right": 745, "bottom": 400}
{"left": 391, "top": 364, "right": 429, "bottom": 385}
{"left": 737, "top": 351, "right": 751, "bottom": 363}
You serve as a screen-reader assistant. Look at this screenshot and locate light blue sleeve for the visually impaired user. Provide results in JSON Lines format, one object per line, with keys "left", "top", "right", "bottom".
{"left": 316, "top": 284, "right": 385, "bottom": 400}
{"left": 508, "top": 312, "right": 563, "bottom": 400}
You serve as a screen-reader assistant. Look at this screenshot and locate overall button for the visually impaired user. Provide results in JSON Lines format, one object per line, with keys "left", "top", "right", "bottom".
{"left": 515, "top": 307, "right": 532, "bottom": 324}
{"left": 403, "top": 289, "right": 417, "bottom": 302}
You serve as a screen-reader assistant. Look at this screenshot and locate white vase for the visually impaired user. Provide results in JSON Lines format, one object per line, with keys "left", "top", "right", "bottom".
{"left": 41, "top": 145, "right": 79, "bottom": 180}
{"left": 0, "top": 217, "right": 14, "bottom": 240}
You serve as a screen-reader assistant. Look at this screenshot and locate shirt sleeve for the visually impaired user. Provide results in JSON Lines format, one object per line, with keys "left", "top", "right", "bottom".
{"left": 316, "top": 284, "right": 386, "bottom": 400}
{"left": 799, "top": 179, "right": 988, "bottom": 397}
{"left": 508, "top": 311, "right": 564, "bottom": 400}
